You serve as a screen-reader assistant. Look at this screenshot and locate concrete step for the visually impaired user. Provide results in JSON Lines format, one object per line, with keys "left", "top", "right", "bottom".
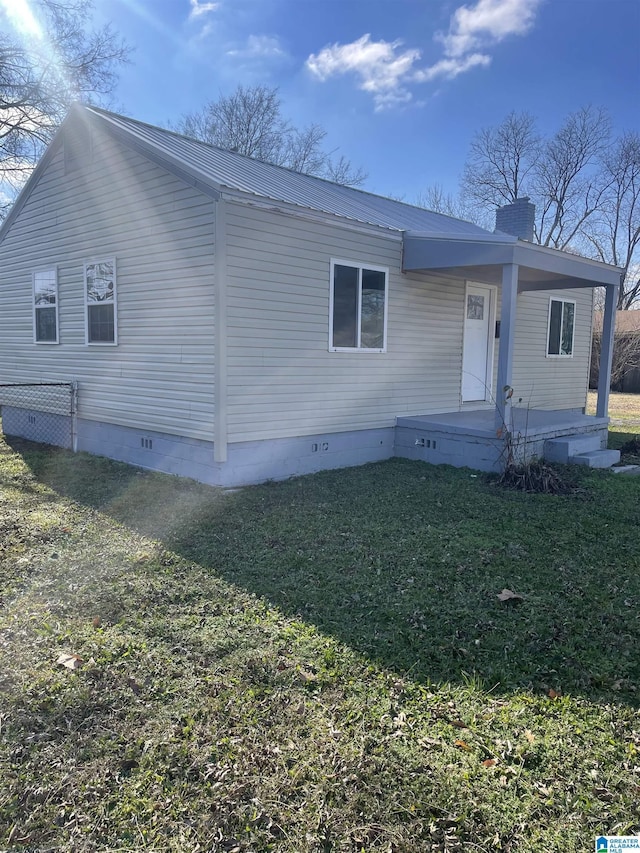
{"left": 544, "top": 434, "right": 602, "bottom": 464}
{"left": 571, "top": 449, "right": 621, "bottom": 468}
{"left": 611, "top": 464, "right": 640, "bottom": 476}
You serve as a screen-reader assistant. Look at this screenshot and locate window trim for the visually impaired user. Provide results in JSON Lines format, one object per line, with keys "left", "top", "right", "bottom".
{"left": 84, "top": 258, "right": 118, "bottom": 346}
{"left": 546, "top": 296, "right": 576, "bottom": 358}
{"left": 329, "top": 258, "right": 389, "bottom": 353}
{"left": 33, "top": 267, "right": 59, "bottom": 345}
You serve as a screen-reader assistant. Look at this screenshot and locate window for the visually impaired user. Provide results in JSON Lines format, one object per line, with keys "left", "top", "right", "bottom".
{"left": 330, "top": 260, "right": 388, "bottom": 351}
{"left": 85, "top": 259, "right": 117, "bottom": 344}
{"left": 33, "top": 269, "right": 58, "bottom": 343}
{"left": 547, "top": 298, "right": 575, "bottom": 357}
{"left": 467, "top": 294, "right": 485, "bottom": 320}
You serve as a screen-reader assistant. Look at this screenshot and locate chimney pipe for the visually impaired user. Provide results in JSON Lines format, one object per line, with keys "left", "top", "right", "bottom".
{"left": 495, "top": 197, "right": 535, "bottom": 241}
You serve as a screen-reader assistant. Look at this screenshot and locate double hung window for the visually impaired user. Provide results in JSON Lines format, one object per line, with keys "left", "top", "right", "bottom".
{"left": 330, "top": 260, "right": 388, "bottom": 351}
{"left": 547, "top": 298, "right": 575, "bottom": 357}
{"left": 85, "top": 259, "right": 117, "bottom": 344}
{"left": 33, "top": 269, "right": 58, "bottom": 343}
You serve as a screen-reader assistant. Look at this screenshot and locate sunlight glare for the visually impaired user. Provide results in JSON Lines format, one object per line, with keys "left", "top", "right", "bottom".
{"left": 0, "top": 0, "right": 44, "bottom": 39}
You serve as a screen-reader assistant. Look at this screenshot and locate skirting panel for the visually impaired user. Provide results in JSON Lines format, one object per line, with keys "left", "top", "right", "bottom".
{"left": 76, "top": 419, "right": 220, "bottom": 484}
{"left": 395, "top": 425, "right": 505, "bottom": 472}
{"left": 3, "top": 411, "right": 611, "bottom": 485}
{"left": 75, "top": 418, "right": 396, "bottom": 487}
{"left": 1, "top": 406, "right": 73, "bottom": 450}
{"left": 222, "top": 427, "right": 395, "bottom": 487}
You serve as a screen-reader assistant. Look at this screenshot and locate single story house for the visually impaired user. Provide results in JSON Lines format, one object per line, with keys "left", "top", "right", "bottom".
{"left": 0, "top": 105, "right": 622, "bottom": 486}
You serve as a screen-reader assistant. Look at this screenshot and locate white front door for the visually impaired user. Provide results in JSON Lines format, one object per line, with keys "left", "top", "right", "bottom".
{"left": 462, "top": 283, "right": 495, "bottom": 403}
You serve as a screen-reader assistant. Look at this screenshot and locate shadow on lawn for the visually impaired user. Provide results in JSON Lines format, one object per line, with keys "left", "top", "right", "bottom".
{"left": 10, "top": 437, "right": 640, "bottom": 706}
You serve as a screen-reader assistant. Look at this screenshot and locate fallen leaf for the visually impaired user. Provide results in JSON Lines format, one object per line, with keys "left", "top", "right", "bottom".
{"left": 56, "top": 653, "right": 83, "bottom": 670}
{"left": 450, "top": 719, "right": 467, "bottom": 729}
{"left": 524, "top": 729, "right": 535, "bottom": 744}
{"left": 299, "top": 670, "right": 317, "bottom": 683}
{"left": 497, "top": 588, "right": 523, "bottom": 603}
{"left": 454, "top": 739, "right": 471, "bottom": 751}
{"left": 482, "top": 758, "right": 496, "bottom": 767}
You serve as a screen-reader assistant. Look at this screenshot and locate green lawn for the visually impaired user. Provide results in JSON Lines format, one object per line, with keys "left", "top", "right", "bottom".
{"left": 1, "top": 429, "right": 639, "bottom": 852}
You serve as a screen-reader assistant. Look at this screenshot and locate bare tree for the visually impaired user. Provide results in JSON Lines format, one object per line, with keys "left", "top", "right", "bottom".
{"left": 0, "top": 0, "right": 130, "bottom": 215}
{"left": 461, "top": 107, "right": 640, "bottom": 307}
{"left": 175, "top": 85, "right": 366, "bottom": 187}
{"left": 461, "top": 111, "right": 540, "bottom": 210}
{"left": 415, "top": 182, "right": 483, "bottom": 225}
{"left": 534, "top": 106, "right": 611, "bottom": 249}
{"left": 591, "top": 322, "right": 640, "bottom": 390}
{"left": 583, "top": 132, "right": 640, "bottom": 308}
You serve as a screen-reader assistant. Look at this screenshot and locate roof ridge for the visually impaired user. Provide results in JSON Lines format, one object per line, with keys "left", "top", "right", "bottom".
{"left": 84, "top": 105, "right": 487, "bottom": 231}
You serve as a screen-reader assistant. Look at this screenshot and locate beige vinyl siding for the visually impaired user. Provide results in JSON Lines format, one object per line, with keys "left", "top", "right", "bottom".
{"left": 225, "top": 203, "right": 466, "bottom": 443}
{"left": 512, "top": 287, "right": 593, "bottom": 410}
{"left": 0, "top": 128, "right": 216, "bottom": 441}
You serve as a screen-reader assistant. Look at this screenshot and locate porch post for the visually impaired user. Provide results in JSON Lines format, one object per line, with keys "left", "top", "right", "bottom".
{"left": 596, "top": 281, "right": 619, "bottom": 418}
{"left": 495, "top": 263, "right": 519, "bottom": 432}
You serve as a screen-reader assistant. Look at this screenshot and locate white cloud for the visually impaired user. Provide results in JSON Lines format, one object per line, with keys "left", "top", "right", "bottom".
{"left": 227, "top": 34, "right": 286, "bottom": 60}
{"left": 306, "top": 0, "right": 543, "bottom": 109}
{"left": 307, "top": 35, "right": 423, "bottom": 109}
{"left": 437, "top": 0, "right": 543, "bottom": 58}
{"left": 188, "top": 0, "right": 219, "bottom": 19}
{"left": 415, "top": 52, "right": 491, "bottom": 82}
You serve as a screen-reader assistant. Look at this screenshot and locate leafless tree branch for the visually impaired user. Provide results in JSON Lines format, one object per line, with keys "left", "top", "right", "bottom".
{"left": 0, "top": 0, "right": 130, "bottom": 213}
{"left": 174, "top": 85, "right": 367, "bottom": 187}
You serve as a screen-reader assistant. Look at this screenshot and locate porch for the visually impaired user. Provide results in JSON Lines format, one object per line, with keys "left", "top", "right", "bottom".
{"left": 395, "top": 408, "right": 611, "bottom": 473}
{"left": 400, "top": 214, "right": 623, "bottom": 472}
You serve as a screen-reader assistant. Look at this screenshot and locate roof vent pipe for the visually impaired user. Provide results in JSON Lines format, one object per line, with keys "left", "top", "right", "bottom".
{"left": 495, "top": 197, "right": 536, "bottom": 241}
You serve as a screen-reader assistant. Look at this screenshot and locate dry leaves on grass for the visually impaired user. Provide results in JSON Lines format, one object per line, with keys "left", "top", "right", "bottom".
{"left": 497, "top": 589, "right": 523, "bottom": 603}
{"left": 56, "top": 653, "right": 83, "bottom": 670}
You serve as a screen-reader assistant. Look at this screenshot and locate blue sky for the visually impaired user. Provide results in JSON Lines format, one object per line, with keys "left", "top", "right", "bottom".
{"left": 22, "top": 0, "right": 640, "bottom": 201}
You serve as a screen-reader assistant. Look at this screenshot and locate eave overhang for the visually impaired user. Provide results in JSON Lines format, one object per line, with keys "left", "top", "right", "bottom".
{"left": 402, "top": 232, "right": 623, "bottom": 290}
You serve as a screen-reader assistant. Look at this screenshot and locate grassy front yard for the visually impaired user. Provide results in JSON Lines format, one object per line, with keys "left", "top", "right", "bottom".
{"left": 1, "top": 423, "right": 639, "bottom": 851}
{"left": 587, "top": 390, "right": 640, "bottom": 427}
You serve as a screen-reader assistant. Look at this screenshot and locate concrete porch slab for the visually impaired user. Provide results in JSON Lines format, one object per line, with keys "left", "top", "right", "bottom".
{"left": 396, "top": 408, "right": 609, "bottom": 439}
{"left": 395, "top": 408, "right": 610, "bottom": 474}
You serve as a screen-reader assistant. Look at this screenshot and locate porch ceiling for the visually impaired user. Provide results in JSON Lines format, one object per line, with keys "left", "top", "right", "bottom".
{"left": 402, "top": 232, "right": 622, "bottom": 290}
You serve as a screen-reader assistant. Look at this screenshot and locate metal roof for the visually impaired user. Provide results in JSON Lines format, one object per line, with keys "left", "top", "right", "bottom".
{"left": 87, "top": 106, "right": 492, "bottom": 238}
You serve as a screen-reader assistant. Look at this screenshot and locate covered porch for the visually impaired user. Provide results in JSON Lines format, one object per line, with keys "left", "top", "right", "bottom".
{"left": 397, "top": 226, "right": 623, "bottom": 471}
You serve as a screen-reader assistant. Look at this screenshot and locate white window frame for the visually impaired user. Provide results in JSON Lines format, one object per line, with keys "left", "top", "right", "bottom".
{"left": 329, "top": 258, "right": 389, "bottom": 353}
{"left": 546, "top": 297, "right": 576, "bottom": 358}
{"left": 84, "top": 258, "right": 118, "bottom": 346}
{"left": 33, "top": 268, "right": 59, "bottom": 344}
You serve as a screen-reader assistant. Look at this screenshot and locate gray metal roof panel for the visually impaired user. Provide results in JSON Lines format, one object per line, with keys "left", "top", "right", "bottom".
{"left": 87, "top": 106, "right": 492, "bottom": 237}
